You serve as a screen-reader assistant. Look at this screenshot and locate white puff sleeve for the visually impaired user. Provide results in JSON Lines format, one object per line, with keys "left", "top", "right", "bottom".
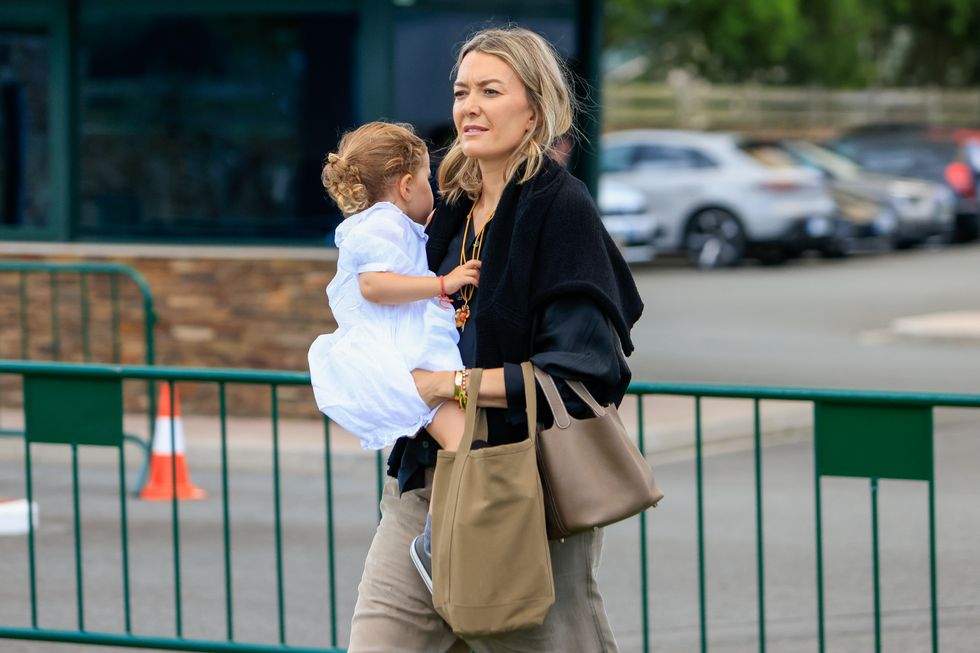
{"left": 340, "top": 211, "right": 420, "bottom": 275}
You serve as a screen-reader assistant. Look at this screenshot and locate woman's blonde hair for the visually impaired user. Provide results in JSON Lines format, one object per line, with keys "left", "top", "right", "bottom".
{"left": 322, "top": 122, "right": 427, "bottom": 217}
{"left": 438, "top": 27, "right": 576, "bottom": 204}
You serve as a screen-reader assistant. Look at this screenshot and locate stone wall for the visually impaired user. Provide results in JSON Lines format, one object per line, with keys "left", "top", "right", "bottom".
{"left": 0, "top": 243, "right": 339, "bottom": 417}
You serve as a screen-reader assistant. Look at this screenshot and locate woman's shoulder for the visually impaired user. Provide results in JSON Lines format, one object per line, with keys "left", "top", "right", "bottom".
{"left": 526, "top": 158, "right": 598, "bottom": 220}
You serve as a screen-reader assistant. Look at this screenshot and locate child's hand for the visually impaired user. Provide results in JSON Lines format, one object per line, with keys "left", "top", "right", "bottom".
{"left": 442, "top": 260, "right": 481, "bottom": 294}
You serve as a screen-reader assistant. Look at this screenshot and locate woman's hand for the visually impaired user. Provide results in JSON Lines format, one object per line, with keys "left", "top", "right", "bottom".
{"left": 411, "top": 369, "right": 455, "bottom": 409}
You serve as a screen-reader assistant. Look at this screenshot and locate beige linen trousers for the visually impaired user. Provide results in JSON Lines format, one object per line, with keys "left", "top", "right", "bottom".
{"left": 348, "top": 472, "right": 619, "bottom": 653}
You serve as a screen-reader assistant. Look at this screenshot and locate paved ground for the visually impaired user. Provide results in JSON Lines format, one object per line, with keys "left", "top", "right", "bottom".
{"left": 1, "top": 243, "right": 979, "bottom": 653}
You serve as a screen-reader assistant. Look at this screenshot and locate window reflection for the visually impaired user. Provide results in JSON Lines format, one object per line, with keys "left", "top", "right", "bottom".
{"left": 79, "top": 14, "right": 356, "bottom": 241}
{"left": 0, "top": 30, "right": 49, "bottom": 230}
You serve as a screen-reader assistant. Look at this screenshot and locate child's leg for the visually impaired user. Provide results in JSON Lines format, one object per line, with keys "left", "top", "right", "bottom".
{"left": 426, "top": 401, "right": 465, "bottom": 453}
{"left": 423, "top": 402, "right": 465, "bottom": 518}
{"left": 411, "top": 401, "right": 466, "bottom": 588}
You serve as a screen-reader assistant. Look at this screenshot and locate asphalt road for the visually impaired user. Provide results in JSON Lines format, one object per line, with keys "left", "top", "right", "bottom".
{"left": 2, "top": 243, "right": 979, "bottom": 653}
{"left": 629, "top": 243, "right": 980, "bottom": 394}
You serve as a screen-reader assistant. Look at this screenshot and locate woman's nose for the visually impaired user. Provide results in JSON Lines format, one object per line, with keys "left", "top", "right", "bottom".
{"left": 461, "top": 93, "right": 480, "bottom": 115}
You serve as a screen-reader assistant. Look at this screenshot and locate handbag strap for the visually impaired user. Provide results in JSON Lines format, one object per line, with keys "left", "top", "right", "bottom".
{"left": 532, "top": 366, "right": 606, "bottom": 430}
{"left": 520, "top": 362, "right": 537, "bottom": 443}
{"left": 565, "top": 380, "right": 607, "bottom": 416}
{"left": 457, "top": 365, "right": 538, "bottom": 453}
{"left": 459, "top": 367, "right": 484, "bottom": 454}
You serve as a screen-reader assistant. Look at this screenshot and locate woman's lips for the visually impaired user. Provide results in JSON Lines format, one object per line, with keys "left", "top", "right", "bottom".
{"left": 462, "top": 125, "right": 488, "bottom": 136}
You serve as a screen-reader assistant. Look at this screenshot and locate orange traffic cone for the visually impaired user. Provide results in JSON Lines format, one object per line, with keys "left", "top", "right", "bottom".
{"left": 140, "top": 384, "right": 206, "bottom": 501}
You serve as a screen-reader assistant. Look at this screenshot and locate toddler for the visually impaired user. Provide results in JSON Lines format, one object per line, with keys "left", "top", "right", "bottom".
{"left": 308, "top": 121, "right": 476, "bottom": 591}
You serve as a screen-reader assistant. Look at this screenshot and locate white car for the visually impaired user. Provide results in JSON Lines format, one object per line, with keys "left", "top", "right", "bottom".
{"left": 598, "top": 179, "right": 662, "bottom": 263}
{"left": 601, "top": 130, "right": 839, "bottom": 268}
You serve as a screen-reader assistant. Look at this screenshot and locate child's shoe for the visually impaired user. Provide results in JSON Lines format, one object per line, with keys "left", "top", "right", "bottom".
{"left": 410, "top": 533, "right": 433, "bottom": 593}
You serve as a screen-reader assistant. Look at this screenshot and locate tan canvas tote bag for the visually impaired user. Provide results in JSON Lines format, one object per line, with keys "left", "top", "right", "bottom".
{"left": 431, "top": 364, "right": 555, "bottom": 637}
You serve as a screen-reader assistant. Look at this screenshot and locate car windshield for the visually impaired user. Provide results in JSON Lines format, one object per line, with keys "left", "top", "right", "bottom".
{"left": 787, "top": 141, "right": 863, "bottom": 179}
{"left": 739, "top": 143, "right": 798, "bottom": 168}
{"left": 828, "top": 138, "right": 957, "bottom": 183}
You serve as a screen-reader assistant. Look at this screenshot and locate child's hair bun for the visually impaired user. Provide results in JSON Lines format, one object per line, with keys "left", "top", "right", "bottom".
{"left": 321, "top": 122, "right": 427, "bottom": 218}
{"left": 322, "top": 153, "right": 370, "bottom": 216}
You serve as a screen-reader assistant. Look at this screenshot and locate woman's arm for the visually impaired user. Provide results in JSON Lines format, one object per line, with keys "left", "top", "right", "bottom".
{"left": 411, "top": 368, "right": 508, "bottom": 409}
{"left": 360, "top": 260, "right": 480, "bottom": 305}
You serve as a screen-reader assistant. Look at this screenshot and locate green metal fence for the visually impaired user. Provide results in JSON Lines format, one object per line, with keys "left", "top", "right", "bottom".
{"left": 0, "top": 260, "right": 158, "bottom": 487}
{"left": 0, "top": 260, "right": 157, "bottom": 366}
{"left": 0, "top": 360, "right": 978, "bottom": 652}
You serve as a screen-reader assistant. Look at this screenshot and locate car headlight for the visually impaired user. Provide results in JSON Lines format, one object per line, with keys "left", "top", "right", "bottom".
{"left": 805, "top": 216, "right": 833, "bottom": 238}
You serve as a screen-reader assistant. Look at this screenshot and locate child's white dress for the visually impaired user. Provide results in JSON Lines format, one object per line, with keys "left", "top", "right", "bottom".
{"left": 308, "top": 202, "right": 463, "bottom": 450}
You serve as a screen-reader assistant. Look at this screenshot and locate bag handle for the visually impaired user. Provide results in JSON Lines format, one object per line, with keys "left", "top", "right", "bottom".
{"left": 532, "top": 366, "right": 606, "bottom": 430}
{"left": 457, "top": 365, "right": 538, "bottom": 452}
{"left": 520, "top": 362, "right": 537, "bottom": 443}
{"left": 459, "top": 368, "right": 484, "bottom": 454}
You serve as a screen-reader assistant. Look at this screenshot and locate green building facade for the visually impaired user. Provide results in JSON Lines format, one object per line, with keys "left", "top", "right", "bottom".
{"left": 0, "top": 0, "right": 602, "bottom": 246}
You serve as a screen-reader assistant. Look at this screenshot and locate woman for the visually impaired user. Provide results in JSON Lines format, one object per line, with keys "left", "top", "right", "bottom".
{"left": 347, "top": 27, "right": 643, "bottom": 653}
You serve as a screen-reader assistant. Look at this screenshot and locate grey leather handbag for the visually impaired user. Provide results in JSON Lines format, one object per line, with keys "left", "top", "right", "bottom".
{"left": 533, "top": 365, "right": 664, "bottom": 540}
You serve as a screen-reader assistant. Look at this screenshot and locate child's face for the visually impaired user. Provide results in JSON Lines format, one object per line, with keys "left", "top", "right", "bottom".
{"left": 403, "top": 151, "right": 435, "bottom": 225}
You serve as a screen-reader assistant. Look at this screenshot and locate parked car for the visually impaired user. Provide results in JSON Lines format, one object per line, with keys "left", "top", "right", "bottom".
{"left": 597, "top": 178, "right": 662, "bottom": 264}
{"left": 828, "top": 126, "right": 979, "bottom": 243}
{"left": 749, "top": 140, "right": 955, "bottom": 249}
{"left": 601, "top": 130, "right": 839, "bottom": 268}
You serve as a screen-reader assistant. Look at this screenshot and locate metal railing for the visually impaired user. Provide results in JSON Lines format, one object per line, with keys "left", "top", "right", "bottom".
{"left": 0, "top": 361, "right": 977, "bottom": 652}
{"left": 0, "top": 260, "right": 158, "bottom": 486}
{"left": 0, "top": 260, "right": 157, "bottom": 366}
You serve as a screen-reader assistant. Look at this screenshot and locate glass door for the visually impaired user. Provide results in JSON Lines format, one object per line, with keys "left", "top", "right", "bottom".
{"left": 0, "top": 0, "right": 67, "bottom": 241}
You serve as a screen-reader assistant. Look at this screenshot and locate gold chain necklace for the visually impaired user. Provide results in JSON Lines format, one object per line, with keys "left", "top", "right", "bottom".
{"left": 455, "top": 204, "right": 495, "bottom": 330}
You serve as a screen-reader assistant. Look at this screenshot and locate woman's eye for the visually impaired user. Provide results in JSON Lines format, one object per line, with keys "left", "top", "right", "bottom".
{"left": 453, "top": 90, "right": 466, "bottom": 99}
{"left": 484, "top": 88, "right": 500, "bottom": 96}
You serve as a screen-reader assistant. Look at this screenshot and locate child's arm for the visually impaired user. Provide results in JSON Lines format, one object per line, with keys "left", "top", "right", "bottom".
{"left": 360, "top": 260, "right": 480, "bottom": 305}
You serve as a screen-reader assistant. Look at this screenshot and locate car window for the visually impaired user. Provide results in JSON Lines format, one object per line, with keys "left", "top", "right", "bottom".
{"left": 740, "top": 144, "right": 798, "bottom": 169}
{"left": 830, "top": 138, "right": 956, "bottom": 182}
{"left": 635, "top": 145, "right": 716, "bottom": 170}
{"left": 600, "top": 145, "right": 636, "bottom": 173}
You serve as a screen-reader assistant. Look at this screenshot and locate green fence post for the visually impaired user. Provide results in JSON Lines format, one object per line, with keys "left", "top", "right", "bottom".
{"left": 323, "top": 416, "right": 338, "bottom": 648}
{"left": 695, "top": 396, "right": 707, "bottom": 653}
{"left": 19, "top": 270, "right": 29, "bottom": 359}
{"left": 870, "top": 477, "right": 881, "bottom": 653}
{"left": 168, "top": 380, "right": 183, "bottom": 637}
{"left": 637, "top": 396, "right": 650, "bottom": 653}
{"left": 219, "top": 383, "right": 234, "bottom": 641}
{"left": 753, "top": 399, "right": 766, "bottom": 653}
{"left": 271, "top": 385, "right": 287, "bottom": 645}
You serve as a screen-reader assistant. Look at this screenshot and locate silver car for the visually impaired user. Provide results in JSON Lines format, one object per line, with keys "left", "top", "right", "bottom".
{"left": 782, "top": 140, "right": 956, "bottom": 248}
{"left": 602, "top": 130, "right": 838, "bottom": 268}
{"left": 598, "top": 179, "right": 662, "bottom": 264}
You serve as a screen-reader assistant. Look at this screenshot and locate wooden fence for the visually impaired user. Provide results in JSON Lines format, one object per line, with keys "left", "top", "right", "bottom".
{"left": 603, "top": 81, "right": 980, "bottom": 136}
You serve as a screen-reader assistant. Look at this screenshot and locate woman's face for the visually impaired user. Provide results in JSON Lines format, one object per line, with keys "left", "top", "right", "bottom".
{"left": 453, "top": 51, "right": 535, "bottom": 165}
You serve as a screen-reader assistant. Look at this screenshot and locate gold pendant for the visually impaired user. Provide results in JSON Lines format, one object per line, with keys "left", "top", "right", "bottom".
{"left": 455, "top": 305, "right": 470, "bottom": 330}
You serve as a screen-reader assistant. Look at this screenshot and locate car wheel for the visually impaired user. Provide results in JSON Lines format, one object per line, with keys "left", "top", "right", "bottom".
{"left": 685, "top": 208, "right": 746, "bottom": 269}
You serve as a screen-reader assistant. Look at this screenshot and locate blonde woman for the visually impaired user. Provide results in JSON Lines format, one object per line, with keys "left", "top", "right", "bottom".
{"left": 349, "top": 27, "right": 643, "bottom": 652}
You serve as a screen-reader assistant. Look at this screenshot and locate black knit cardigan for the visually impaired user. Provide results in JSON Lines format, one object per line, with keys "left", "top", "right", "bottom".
{"left": 425, "top": 156, "right": 644, "bottom": 368}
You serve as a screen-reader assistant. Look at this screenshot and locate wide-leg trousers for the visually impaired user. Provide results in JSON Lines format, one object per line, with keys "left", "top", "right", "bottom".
{"left": 348, "top": 472, "right": 620, "bottom": 653}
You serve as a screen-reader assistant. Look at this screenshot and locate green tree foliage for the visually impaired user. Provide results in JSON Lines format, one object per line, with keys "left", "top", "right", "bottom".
{"left": 605, "top": 0, "right": 980, "bottom": 86}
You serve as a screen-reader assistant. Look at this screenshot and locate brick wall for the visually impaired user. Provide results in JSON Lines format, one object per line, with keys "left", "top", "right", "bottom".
{"left": 0, "top": 244, "right": 339, "bottom": 417}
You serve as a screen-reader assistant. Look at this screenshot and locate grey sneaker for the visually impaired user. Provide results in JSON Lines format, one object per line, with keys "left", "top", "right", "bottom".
{"left": 410, "top": 534, "right": 433, "bottom": 593}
